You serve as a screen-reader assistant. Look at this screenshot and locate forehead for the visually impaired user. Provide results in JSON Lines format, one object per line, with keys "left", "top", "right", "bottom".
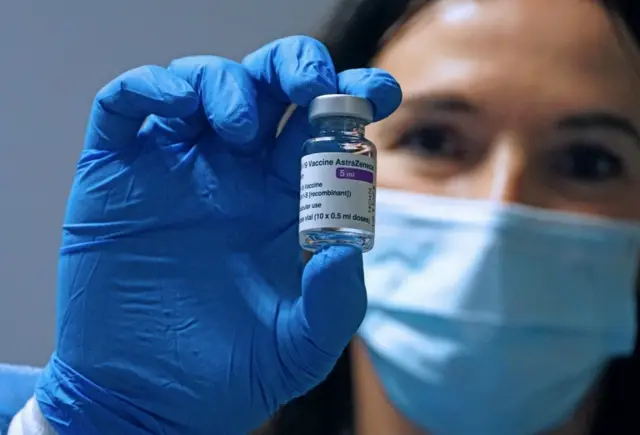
{"left": 374, "top": 0, "right": 639, "bottom": 114}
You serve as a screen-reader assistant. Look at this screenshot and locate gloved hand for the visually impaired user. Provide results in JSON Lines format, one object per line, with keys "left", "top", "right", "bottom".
{"left": 0, "top": 364, "right": 42, "bottom": 433}
{"left": 35, "top": 36, "right": 402, "bottom": 435}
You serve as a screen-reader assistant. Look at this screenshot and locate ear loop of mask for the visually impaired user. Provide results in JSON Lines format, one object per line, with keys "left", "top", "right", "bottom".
{"left": 634, "top": 252, "right": 639, "bottom": 358}
{"left": 276, "top": 104, "right": 297, "bottom": 138}
{"left": 602, "top": 11, "right": 639, "bottom": 361}
{"left": 276, "top": 104, "right": 314, "bottom": 267}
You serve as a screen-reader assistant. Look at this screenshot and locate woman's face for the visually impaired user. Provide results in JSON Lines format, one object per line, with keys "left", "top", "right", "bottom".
{"left": 353, "top": 3, "right": 638, "bottom": 433}
{"left": 368, "top": 0, "right": 640, "bottom": 221}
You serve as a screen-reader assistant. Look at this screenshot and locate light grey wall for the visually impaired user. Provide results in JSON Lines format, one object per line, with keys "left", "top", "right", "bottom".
{"left": 0, "top": 0, "right": 336, "bottom": 366}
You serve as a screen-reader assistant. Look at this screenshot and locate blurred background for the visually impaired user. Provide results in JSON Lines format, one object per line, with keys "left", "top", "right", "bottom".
{"left": 0, "top": 0, "right": 337, "bottom": 365}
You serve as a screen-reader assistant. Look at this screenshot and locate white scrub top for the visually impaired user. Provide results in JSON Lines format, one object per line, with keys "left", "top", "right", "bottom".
{"left": 7, "top": 398, "right": 54, "bottom": 435}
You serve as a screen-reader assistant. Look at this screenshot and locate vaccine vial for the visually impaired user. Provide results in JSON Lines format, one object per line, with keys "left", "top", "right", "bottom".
{"left": 299, "top": 94, "right": 377, "bottom": 253}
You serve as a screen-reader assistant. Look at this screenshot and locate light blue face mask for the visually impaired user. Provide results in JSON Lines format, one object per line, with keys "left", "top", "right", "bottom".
{"left": 359, "top": 189, "right": 640, "bottom": 435}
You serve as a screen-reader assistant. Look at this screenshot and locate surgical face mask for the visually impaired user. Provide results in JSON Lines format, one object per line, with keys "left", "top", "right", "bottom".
{"left": 359, "top": 189, "right": 640, "bottom": 435}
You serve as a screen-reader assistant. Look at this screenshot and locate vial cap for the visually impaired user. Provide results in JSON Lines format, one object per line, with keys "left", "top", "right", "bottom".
{"left": 308, "top": 94, "right": 374, "bottom": 124}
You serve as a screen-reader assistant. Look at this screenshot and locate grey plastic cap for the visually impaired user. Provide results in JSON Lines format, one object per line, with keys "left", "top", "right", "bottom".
{"left": 308, "top": 94, "right": 374, "bottom": 124}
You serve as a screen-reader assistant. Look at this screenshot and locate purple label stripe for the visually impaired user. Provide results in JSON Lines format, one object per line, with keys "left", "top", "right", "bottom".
{"left": 335, "top": 167, "right": 374, "bottom": 183}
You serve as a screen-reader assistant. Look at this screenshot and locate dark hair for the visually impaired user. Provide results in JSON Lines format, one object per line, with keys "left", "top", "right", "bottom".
{"left": 268, "top": 1, "right": 640, "bottom": 434}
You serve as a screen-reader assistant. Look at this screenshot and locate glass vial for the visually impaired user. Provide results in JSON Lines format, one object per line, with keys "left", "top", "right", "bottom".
{"left": 299, "top": 94, "right": 377, "bottom": 253}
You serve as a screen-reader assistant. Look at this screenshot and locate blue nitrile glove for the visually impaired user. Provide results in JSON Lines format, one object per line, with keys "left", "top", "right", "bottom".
{"left": 34, "top": 36, "right": 402, "bottom": 435}
{"left": 0, "top": 364, "right": 42, "bottom": 433}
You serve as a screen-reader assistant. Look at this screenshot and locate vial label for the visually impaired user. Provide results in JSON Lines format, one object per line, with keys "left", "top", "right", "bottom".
{"left": 299, "top": 152, "right": 376, "bottom": 234}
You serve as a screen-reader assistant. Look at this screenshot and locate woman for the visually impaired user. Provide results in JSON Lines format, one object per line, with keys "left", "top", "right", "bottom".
{"left": 267, "top": 0, "right": 640, "bottom": 434}
{"left": 5, "top": 0, "right": 639, "bottom": 434}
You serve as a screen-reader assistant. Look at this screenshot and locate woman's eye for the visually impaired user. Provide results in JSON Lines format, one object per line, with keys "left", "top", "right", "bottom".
{"left": 398, "top": 126, "right": 466, "bottom": 159}
{"left": 553, "top": 143, "right": 624, "bottom": 182}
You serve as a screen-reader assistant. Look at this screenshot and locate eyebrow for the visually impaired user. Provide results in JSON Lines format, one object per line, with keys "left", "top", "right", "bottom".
{"left": 403, "top": 94, "right": 480, "bottom": 113}
{"left": 405, "top": 95, "right": 639, "bottom": 143}
{"left": 556, "top": 112, "right": 640, "bottom": 144}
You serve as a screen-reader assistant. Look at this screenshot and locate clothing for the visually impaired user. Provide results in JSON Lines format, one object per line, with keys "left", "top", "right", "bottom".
{"left": 6, "top": 190, "right": 640, "bottom": 435}
{"left": 32, "top": 36, "right": 402, "bottom": 435}
{"left": 0, "top": 365, "right": 43, "bottom": 435}
{"left": 8, "top": 398, "right": 53, "bottom": 435}
{"left": 360, "top": 189, "right": 640, "bottom": 435}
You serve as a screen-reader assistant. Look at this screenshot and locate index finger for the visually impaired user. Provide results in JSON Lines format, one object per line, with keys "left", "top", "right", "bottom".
{"left": 270, "top": 68, "right": 403, "bottom": 188}
{"left": 242, "top": 36, "right": 338, "bottom": 142}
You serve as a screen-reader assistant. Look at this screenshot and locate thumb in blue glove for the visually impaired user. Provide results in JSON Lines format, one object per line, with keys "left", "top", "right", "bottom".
{"left": 35, "top": 35, "right": 402, "bottom": 435}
